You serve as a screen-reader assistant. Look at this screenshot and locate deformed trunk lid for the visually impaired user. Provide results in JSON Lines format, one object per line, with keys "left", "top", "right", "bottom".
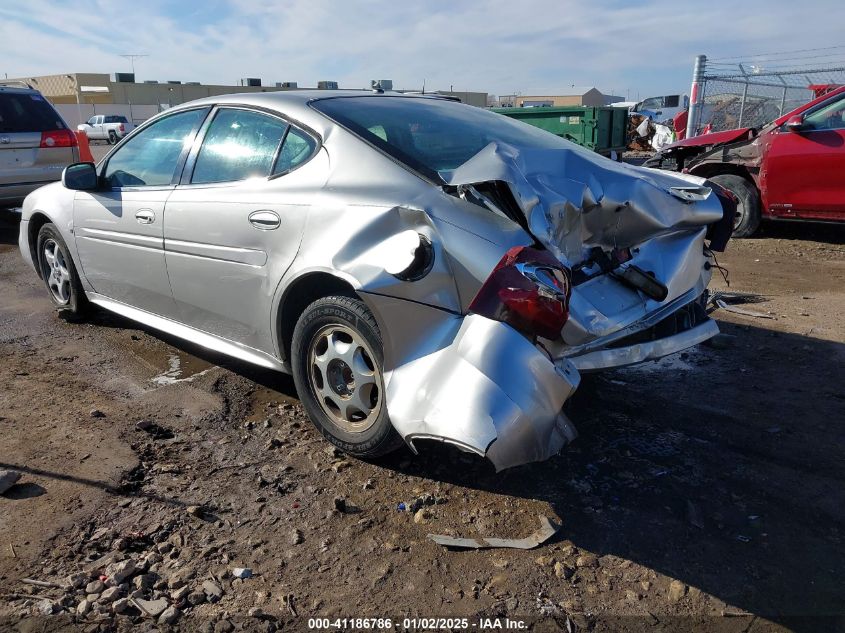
{"left": 440, "top": 142, "right": 723, "bottom": 347}
{"left": 441, "top": 141, "right": 722, "bottom": 266}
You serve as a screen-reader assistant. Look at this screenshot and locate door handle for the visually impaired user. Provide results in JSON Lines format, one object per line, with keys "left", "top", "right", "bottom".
{"left": 135, "top": 209, "right": 155, "bottom": 224}
{"left": 248, "top": 210, "right": 281, "bottom": 230}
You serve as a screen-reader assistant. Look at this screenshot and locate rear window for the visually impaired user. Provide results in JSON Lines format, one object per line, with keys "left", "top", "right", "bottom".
{"left": 311, "top": 96, "right": 568, "bottom": 182}
{"left": 104, "top": 115, "right": 128, "bottom": 124}
{"left": 0, "top": 92, "right": 66, "bottom": 133}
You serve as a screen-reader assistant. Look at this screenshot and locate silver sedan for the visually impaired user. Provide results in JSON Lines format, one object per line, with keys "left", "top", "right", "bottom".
{"left": 18, "top": 91, "right": 734, "bottom": 470}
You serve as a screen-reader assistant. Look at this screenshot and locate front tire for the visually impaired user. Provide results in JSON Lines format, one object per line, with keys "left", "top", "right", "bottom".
{"left": 710, "top": 174, "right": 761, "bottom": 238}
{"left": 36, "top": 223, "right": 88, "bottom": 318}
{"left": 291, "top": 295, "right": 402, "bottom": 458}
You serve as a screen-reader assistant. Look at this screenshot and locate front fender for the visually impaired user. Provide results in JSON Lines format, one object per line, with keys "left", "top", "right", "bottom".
{"left": 18, "top": 182, "right": 78, "bottom": 277}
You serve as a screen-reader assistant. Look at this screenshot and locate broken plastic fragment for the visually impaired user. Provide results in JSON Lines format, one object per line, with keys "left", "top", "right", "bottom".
{"left": 427, "top": 514, "right": 559, "bottom": 550}
{"left": 715, "top": 299, "right": 774, "bottom": 319}
{"left": 668, "top": 186, "right": 711, "bottom": 202}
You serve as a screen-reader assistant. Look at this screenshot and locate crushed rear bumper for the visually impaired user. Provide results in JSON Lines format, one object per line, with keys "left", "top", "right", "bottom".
{"left": 381, "top": 312, "right": 580, "bottom": 472}
{"left": 569, "top": 319, "right": 718, "bottom": 372}
{"left": 380, "top": 299, "right": 715, "bottom": 471}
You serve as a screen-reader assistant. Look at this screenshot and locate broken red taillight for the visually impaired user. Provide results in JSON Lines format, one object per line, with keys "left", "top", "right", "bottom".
{"left": 469, "top": 246, "right": 571, "bottom": 340}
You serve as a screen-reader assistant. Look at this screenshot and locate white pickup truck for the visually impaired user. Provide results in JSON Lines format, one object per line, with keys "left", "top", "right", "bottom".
{"left": 77, "top": 115, "right": 134, "bottom": 144}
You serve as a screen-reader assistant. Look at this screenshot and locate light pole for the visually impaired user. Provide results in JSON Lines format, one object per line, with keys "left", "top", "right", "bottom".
{"left": 66, "top": 74, "right": 82, "bottom": 125}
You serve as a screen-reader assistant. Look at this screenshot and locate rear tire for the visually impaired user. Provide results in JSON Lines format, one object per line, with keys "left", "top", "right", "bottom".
{"left": 291, "top": 295, "right": 403, "bottom": 459}
{"left": 710, "top": 174, "right": 761, "bottom": 238}
{"left": 36, "top": 223, "right": 88, "bottom": 319}
{"left": 108, "top": 130, "right": 118, "bottom": 145}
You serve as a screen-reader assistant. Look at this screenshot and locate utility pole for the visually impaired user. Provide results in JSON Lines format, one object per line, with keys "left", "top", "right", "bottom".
{"left": 120, "top": 54, "right": 148, "bottom": 78}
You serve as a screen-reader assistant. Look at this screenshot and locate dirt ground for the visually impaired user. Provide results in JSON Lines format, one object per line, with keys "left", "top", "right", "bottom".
{"left": 1, "top": 209, "right": 843, "bottom": 633}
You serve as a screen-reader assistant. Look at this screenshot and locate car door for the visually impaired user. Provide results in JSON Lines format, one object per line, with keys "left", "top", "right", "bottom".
{"left": 81, "top": 116, "right": 95, "bottom": 138}
{"left": 72, "top": 107, "right": 209, "bottom": 317}
{"left": 91, "top": 115, "right": 105, "bottom": 139}
{"left": 163, "top": 106, "right": 322, "bottom": 353}
{"left": 761, "top": 92, "right": 845, "bottom": 220}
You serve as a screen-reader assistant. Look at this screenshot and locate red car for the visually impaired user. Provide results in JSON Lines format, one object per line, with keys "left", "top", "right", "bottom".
{"left": 646, "top": 86, "right": 845, "bottom": 237}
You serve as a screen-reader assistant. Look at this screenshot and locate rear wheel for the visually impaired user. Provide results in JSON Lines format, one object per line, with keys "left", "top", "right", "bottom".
{"left": 710, "top": 174, "right": 761, "bottom": 238}
{"left": 291, "top": 295, "right": 403, "bottom": 458}
{"left": 36, "top": 223, "right": 88, "bottom": 318}
{"left": 108, "top": 130, "right": 118, "bottom": 145}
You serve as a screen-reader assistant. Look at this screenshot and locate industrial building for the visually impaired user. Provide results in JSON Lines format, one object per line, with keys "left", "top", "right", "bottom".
{"left": 498, "top": 87, "right": 624, "bottom": 108}
{"left": 3, "top": 72, "right": 488, "bottom": 126}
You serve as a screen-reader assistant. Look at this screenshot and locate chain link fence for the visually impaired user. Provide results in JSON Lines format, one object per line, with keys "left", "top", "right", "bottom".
{"left": 688, "top": 54, "right": 845, "bottom": 136}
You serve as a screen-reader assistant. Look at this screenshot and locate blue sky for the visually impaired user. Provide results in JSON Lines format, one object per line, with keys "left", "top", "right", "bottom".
{"left": 2, "top": 0, "right": 844, "bottom": 100}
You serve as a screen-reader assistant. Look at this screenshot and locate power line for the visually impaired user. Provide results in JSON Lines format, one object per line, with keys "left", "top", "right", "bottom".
{"left": 706, "top": 59, "right": 845, "bottom": 74}
{"left": 709, "top": 44, "right": 845, "bottom": 61}
{"left": 708, "top": 54, "right": 845, "bottom": 67}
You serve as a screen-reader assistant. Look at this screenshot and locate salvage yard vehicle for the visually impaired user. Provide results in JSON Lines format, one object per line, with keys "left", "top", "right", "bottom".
{"left": 18, "top": 91, "right": 734, "bottom": 470}
{"left": 77, "top": 114, "right": 135, "bottom": 145}
{"left": 0, "top": 80, "right": 79, "bottom": 208}
{"left": 632, "top": 94, "right": 689, "bottom": 125}
{"left": 645, "top": 85, "right": 845, "bottom": 237}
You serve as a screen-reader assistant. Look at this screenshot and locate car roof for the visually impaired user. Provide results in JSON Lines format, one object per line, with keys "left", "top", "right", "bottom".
{"left": 0, "top": 86, "right": 42, "bottom": 96}
{"left": 185, "top": 89, "right": 454, "bottom": 108}
{"left": 170, "top": 90, "right": 457, "bottom": 119}
{"left": 159, "top": 90, "right": 461, "bottom": 137}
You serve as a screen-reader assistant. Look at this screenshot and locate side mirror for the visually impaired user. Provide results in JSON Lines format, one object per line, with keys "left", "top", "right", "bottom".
{"left": 62, "top": 162, "right": 98, "bottom": 191}
{"left": 785, "top": 114, "right": 806, "bottom": 132}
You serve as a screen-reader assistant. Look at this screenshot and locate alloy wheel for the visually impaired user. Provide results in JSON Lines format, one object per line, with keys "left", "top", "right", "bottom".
{"left": 42, "top": 239, "right": 71, "bottom": 305}
{"left": 307, "top": 324, "right": 382, "bottom": 433}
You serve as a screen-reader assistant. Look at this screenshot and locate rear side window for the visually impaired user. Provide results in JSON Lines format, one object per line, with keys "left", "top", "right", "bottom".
{"left": 104, "top": 108, "right": 206, "bottom": 187}
{"left": 104, "top": 115, "right": 128, "bottom": 124}
{"left": 0, "top": 92, "right": 65, "bottom": 133}
{"left": 273, "top": 127, "right": 317, "bottom": 175}
{"left": 192, "top": 109, "right": 288, "bottom": 184}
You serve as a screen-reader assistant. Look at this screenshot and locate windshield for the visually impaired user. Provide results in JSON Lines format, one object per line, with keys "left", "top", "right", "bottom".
{"left": 311, "top": 96, "right": 574, "bottom": 182}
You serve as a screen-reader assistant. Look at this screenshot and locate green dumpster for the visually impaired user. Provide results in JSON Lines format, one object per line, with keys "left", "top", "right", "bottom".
{"left": 492, "top": 105, "right": 628, "bottom": 158}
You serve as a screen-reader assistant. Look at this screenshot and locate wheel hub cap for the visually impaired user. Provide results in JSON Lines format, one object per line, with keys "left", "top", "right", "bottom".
{"left": 327, "top": 358, "right": 355, "bottom": 396}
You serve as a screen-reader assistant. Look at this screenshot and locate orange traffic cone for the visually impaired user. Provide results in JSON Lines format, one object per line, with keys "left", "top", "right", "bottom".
{"left": 75, "top": 130, "right": 95, "bottom": 163}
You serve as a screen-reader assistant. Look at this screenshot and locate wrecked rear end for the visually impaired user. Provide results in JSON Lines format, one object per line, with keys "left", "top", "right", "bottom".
{"left": 311, "top": 97, "right": 734, "bottom": 471}
{"left": 384, "top": 143, "right": 733, "bottom": 470}
{"left": 448, "top": 142, "right": 733, "bottom": 370}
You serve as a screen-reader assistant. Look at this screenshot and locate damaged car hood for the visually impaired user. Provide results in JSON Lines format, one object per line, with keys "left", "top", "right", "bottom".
{"left": 440, "top": 141, "right": 724, "bottom": 266}
{"left": 665, "top": 127, "right": 754, "bottom": 150}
